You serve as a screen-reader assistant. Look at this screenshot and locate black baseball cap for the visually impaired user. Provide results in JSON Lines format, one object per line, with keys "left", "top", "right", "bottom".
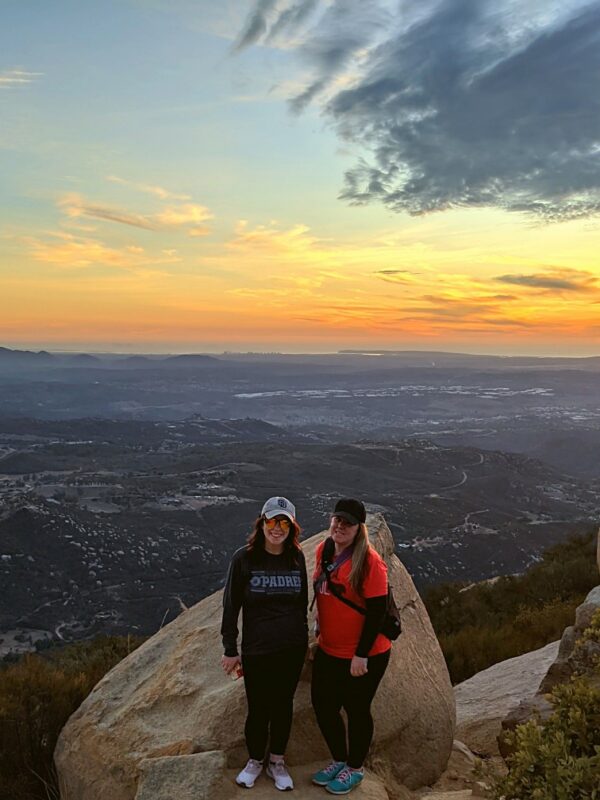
{"left": 332, "top": 498, "right": 366, "bottom": 525}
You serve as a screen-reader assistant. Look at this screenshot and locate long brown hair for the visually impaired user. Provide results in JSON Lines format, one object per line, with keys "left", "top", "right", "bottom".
{"left": 348, "top": 522, "right": 370, "bottom": 594}
{"left": 247, "top": 516, "right": 302, "bottom": 561}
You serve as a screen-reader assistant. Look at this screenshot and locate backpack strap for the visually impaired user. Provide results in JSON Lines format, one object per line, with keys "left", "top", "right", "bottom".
{"left": 310, "top": 537, "right": 354, "bottom": 611}
{"left": 311, "top": 537, "right": 366, "bottom": 614}
{"left": 324, "top": 574, "right": 366, "bottom": 615}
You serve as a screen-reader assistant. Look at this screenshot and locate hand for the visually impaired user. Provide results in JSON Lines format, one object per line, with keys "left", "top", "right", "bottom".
{"left": 350, "top": 655, "right": 368, "bottom": 677}
{"left": 221, "top": 654, "right": 241, "bottom": 675}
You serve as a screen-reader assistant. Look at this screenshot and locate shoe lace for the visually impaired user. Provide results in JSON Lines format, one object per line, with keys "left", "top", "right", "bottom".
{"left": 335, "top": 768, "right": 352, "bottom": 784}
{"left": 270, "top": 760, "right": 288, "bottom": 777}
{"left": 247, "top": 759, "right": 262, "bottom": 772}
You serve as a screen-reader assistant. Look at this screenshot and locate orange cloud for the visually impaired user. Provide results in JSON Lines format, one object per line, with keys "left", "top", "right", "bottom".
{"left": 58, "top": 193, "right": 213, "bottom": 236}
{"left": 155, "top": 204, "right": 213, "bottom": 236}
{"left": 229, "top": 220, "right": 318, "bottom": 253}
{"left": 27, "top": 232, "right": 180, "bottom": 272}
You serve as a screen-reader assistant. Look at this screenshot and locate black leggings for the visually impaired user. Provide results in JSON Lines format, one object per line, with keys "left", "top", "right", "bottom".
{"left": 241, "top": 645, "right": 306, "bottom": 761}
{"left": 311, "top": 647, "right": 390, "bottom": 769}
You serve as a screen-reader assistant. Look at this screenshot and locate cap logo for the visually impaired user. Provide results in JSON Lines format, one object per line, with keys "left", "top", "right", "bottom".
{"left": 277, "top": 498, "right": 287, "bottom": 508}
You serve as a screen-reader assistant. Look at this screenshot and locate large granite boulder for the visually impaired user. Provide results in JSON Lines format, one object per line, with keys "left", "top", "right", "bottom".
{"left": 453, "top": 640, "right": 559, "bottom": 756}
{"left": 55, "top": 514, "right": 455, "bottom": 800}
{"left": 135, "top": 751, "right": 227, "bottom": 800}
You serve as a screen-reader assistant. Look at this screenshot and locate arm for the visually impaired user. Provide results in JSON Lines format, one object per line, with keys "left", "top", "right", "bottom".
{"left": 351, "top": 549, "right": 388, "bottom": 676}
{"left": 355, "top": 595, "right": 387, "bottom": 657}
{"left": 221, "top": 551, "right": 245, "bottom": 658}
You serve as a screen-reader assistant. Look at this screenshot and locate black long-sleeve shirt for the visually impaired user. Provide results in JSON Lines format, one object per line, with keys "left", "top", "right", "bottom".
{"left": 221, "top": 546, "right": 308, "bottom": 657}
{"left": 355, "top": 595, "right": 388, "bottom": 657}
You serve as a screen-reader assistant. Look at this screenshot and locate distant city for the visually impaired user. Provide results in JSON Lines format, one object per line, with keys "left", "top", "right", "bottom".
{"left": 1, "top": 347, "right": 598, "bottom": 657}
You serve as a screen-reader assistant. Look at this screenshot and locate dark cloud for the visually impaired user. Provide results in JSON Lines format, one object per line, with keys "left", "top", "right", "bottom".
{"left": 240, "top": 1, "right": 390, "bottom": 110}
{"left": 492, "top": 294, "right": 517, "bottom": 301}
{"left": 266, "top": 0, "right": 321, "bottom": 44}
{"left": 496, "top": 271, "right": 597, "bottom": 291}
{"left": 241, "top": 0, "right": 600, "bottom": 220}
{"left": 234, "top": 0, "right": 278, "bottom": 51}
{"left": 331, "top": 1, "right": 600, "bottom": 219}
{"left": 290, "top": 1, "right": 391, "bottom": 112}
{"left": 375, "top": 269, "right": 414, "bottom": 274}
{"left": 374, "top": 268, "right": 416, "bottom": 283}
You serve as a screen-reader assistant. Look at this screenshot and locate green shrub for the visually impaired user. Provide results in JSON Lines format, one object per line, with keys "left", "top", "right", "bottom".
{"left": 574, "top": 608, "right": 600, "bottom": 648}
{"left": 0, "top": 635, "right": 144, "bottom": 800}
{"left": 493, "top": 673, "right": 600, "bottom": 799}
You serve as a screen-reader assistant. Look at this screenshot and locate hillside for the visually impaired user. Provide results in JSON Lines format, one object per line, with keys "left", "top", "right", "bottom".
{"left": 425, "top": 529, "right": 599, "bottom": 683}
{"left": 1, "top": 429, "right": 597, "bottom": 654}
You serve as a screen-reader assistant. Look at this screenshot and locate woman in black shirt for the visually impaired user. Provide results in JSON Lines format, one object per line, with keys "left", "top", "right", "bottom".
{"left": 221, "top": 496, "right": 308, "bottom": 791}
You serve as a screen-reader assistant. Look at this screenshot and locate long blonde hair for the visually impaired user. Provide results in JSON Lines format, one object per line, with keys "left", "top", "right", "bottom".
{"left": 348, "top": 522, "right": 370, "bottom": 594}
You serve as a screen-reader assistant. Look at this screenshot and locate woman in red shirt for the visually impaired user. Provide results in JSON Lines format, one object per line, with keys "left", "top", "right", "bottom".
{"left": 311, "top": 498, "right": 391, "bottom": 795}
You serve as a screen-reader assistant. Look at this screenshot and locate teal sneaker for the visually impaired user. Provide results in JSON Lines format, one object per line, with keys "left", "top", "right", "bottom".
{"left": 325, "top": 767, "right": 364, "bottom": 795}
{"left": 311, "top": 761, "right": 346, "bottom": 786}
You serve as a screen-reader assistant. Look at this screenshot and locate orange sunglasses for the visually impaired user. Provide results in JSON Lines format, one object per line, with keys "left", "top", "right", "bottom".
{"left": 264, "top": 517, "right": 291, "bottom": 532}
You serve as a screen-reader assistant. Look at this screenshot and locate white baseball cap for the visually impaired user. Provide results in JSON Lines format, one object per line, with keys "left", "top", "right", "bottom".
{"left": 261, "top": 496, "right": 296, "bottom": 522}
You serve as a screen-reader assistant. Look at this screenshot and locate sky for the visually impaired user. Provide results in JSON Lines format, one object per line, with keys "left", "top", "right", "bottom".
{"left": 2, "top": 0, "right": 600, "bottom": 356}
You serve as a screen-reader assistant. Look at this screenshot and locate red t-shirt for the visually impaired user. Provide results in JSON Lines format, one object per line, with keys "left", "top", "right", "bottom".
{"left": 313, "top": 541, "right": 392, "bottom": 659}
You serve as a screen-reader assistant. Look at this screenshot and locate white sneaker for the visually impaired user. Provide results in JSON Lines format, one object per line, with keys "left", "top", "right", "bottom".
{"left": 266, "top": 760, "right": 294, "bottom": 791}
{"left": 236, "top": 758, "right": 263, "bottom": 788}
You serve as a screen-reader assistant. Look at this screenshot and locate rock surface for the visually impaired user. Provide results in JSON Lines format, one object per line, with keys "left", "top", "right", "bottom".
{"left": 454, "top": 640, "right": 559, "bottom": 756}
{"left": 135, "top": 751, "right": 226, "bottom": 800}
{"left": 418, "top": 739, "right": 497, "bottom": 800}
{"left": 55, "top": 514, "right": 455, "bottom": 800}
{"left": 136, "top": 757, "right": 392, "bottom": 800}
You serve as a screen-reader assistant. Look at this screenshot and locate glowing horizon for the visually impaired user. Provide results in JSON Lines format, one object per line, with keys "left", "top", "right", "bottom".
{"left": 2, "top": 1, "right": 600, "bottom": 358}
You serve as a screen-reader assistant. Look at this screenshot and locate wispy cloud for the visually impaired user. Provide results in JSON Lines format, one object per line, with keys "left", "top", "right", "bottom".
{"left": 27, "top": 231, "right": 180, "bottom": 272}
{"left": 495, "top": 268, "right": 598, "bottom": 292}
{"left": 106, "top": 175, "right": 191, "bottom": 201}
{"left": 59, "top": 195, "right": 157, "bottom": 230}
{"left": 234, "top": 0, "right": 279, "bottom": 51}
{"left": 374, "top": 269, "right": 419, "bottom": 284}
{"left": 289, "top": 290, "right": 534, "bottom": 335}
{"left": 239, "top": 0, "right": 600, "bottom": 221}
{"left": 410, "top": 293, "right": 516, "bottom": 320}
{"left": 265, "top": 0, "right": 321, "bottom": 44}
{"left": 0, "top": 69, "right": 43, "bottom": 88}
{"left": 235, "top": 0, "right": 322, "bottom": 50}
{"left": 58, "top": 193, "right": 213, "bottom": 236}
{"left": 228, "top": 220, "right": 319, "bottom": 253}
{"left": 155, "top": 204, "right": 213, "bottom": 236}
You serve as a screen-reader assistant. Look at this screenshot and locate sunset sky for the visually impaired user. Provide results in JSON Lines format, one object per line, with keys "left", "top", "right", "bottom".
{"left": 2, "top": 0, "right": 600, "bottom": 355}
